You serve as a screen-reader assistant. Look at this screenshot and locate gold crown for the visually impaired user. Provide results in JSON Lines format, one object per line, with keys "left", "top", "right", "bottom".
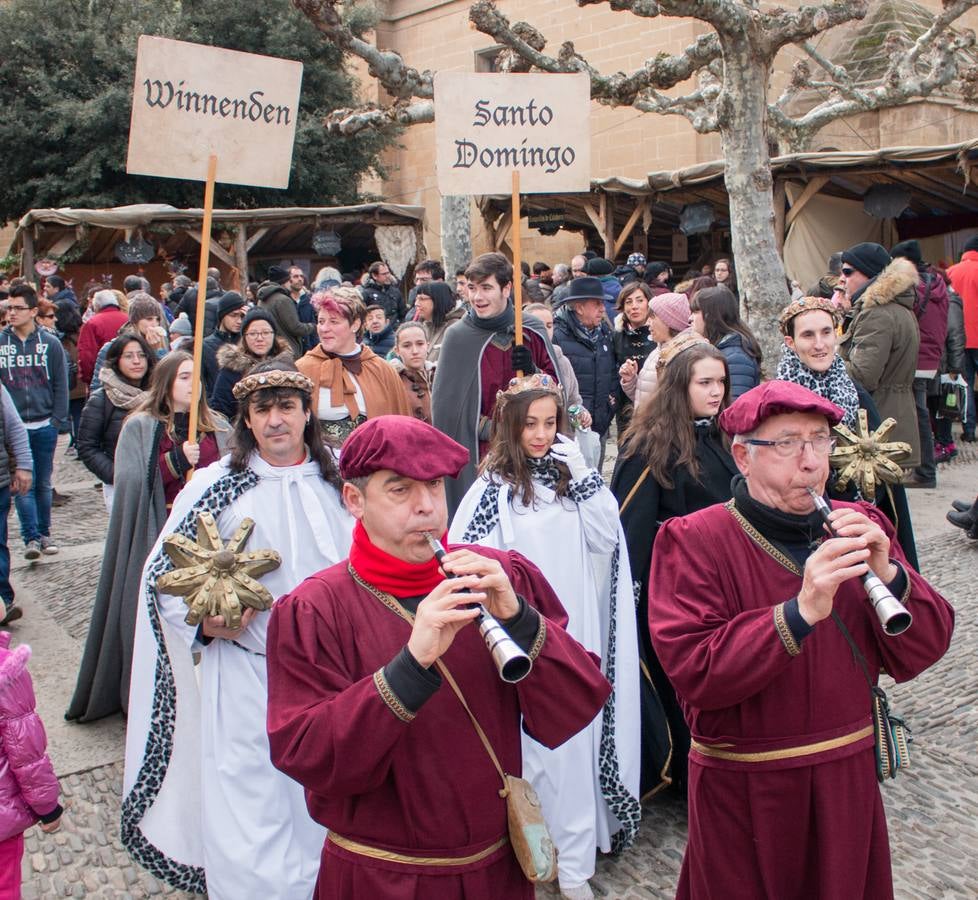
{"left": 778, "top": 297, "right": 841, "bottom": 335}
{"left": 495, "top": 373, "right": 563, "bottom": 407}
{"left": 232, "top": 369, "right": 314, "bottom": 400}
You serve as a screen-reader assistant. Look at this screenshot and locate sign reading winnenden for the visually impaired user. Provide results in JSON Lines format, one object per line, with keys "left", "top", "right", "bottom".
{"left": 434, "top": 72, "right": 591, "bottom": 196}
{"left": 127, "top": 36, "right": 303, "bottom": 189}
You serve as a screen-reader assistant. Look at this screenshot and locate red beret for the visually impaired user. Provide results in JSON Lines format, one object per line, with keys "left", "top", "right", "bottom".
{"left": 339, "top": 415, "right": 469, "bottom": 481}
{"left": 718, "top": 381, "right": 844, "bottom": 437}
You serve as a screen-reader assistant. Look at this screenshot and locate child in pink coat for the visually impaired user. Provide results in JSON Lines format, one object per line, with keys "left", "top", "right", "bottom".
{"left": 0, "top": 632, "right": 62, "bottom": 898}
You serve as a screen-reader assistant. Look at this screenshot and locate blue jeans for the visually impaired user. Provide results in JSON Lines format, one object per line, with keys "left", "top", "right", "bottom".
{"left": 14, "top": 425, "right": 57, "bottom": 544}
{"left": 0, "top": 486, "right": 12, "bottom": 607}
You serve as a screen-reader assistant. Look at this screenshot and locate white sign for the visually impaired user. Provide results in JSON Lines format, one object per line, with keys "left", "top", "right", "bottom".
{"left": 127, "top": 36, "right": 303, "bottom": 189}
{"left": 434, "top": 72, "right": 590, "bottom": 196}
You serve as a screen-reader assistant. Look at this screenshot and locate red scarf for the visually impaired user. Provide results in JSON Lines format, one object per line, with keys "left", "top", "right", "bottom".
{"left": 348, "top": 521, "right": 447, "bottom": 598}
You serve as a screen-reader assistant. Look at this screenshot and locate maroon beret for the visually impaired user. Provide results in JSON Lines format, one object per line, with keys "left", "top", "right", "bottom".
{"left": 718, "top": 381, "right": 844, "bottom": 437}
{"left": 339, "top": 415, "right": 469, "bottom": 481}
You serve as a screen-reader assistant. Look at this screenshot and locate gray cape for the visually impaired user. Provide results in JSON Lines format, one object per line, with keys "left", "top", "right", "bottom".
{"left": 66, "top": 412, "right": 229, "bottom": 722}
{"left": 431, "top": 311, "right": 559, "bottom": 516}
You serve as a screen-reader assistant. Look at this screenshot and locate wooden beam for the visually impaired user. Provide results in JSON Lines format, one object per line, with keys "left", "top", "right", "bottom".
{"left": 582, "top": 201, "right": 604, "bottom": 238}
{"left": 493, "top": 212, "right": 512, "bottom": 252}
{"left": 20, "top": 229, "right": 34, "bottom": 282}
{"left": 234, "top": 225, "right": 249, "bottom": 292}
{"left": 599, "top": 193, "right": 614, "bottom": 259}
{"left": 613, "top": 198, "right": 649, "bottom": 258}
{"left": 785, "top": 176, "right": 829, "bottom": 227}
{"left": 773, "top": 179, "right": 787, "bottom": 255}
{"left": 244, "top": 227, "right": 268, "bottom": 252}
{"left": 187, "top": 230, "right": 236, "bottom": 268}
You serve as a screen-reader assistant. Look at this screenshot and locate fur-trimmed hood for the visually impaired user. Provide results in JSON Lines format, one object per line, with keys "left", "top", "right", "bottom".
{"left": 390, "top": 357, "right": 435, "bottom": 379}
{"left": 216, "top": 341, "right": 292, "bottom": 373}
{"left": 859, "top": 257, "right": 919, "bottom": 310}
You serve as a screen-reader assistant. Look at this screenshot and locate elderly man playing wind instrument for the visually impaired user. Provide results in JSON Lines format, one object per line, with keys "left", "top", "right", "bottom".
{"left": 122, "top": 359, "right": 354, "bottom": 899}
{"left": 648, "top": 380, "right": 953, "bottom": 900}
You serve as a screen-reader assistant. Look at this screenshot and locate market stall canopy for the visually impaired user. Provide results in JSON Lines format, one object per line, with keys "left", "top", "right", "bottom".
{"left": 479, "top": 138, "right": 978, "bottom": 275}
{"left": 8, "top": 202, "right": 427, "bottom": 281}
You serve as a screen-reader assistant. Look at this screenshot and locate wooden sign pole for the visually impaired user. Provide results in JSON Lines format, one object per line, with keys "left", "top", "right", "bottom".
{"left": 511, "top": 170, "right": 524, "bottom": 376}
{"left": 187, "top": 153, "right": 218, "bottom": 473}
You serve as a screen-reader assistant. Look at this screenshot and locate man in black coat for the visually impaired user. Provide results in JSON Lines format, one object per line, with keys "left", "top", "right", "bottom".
{"left": 552, "top": 276, "right": 618, "bottom": 465}
{"left": 360, "top": 261, "right": 406, "bottom": 325}
{"left": 201, "top": 292, "right": 245, "bottom": 395}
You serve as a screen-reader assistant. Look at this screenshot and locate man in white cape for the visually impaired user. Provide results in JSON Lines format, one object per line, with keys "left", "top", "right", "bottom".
{"left": 122, "top": 362, "right": 354, "bottom": 898}
{"left": 449, "top": 410, "right": 641, "bottom": 900}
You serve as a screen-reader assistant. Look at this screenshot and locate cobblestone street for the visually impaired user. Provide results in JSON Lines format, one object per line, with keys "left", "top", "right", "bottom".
{"left": 12, "top": 437, "right": 978, "bottom": 898}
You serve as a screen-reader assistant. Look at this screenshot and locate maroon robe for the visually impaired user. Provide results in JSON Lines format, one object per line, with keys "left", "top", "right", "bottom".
{"left": 266, "top": 545, "right": 611, "bottom": 900}
{"left": 649, "top": 500, "right": 954, "bottom": 900}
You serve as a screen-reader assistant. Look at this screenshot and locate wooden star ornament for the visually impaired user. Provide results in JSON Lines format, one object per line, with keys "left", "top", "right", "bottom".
{"left": 155, "top": 513, "right": 281, "bottom": 629}
{"left": 829, "top": 410, "right": 911, "bottom": 502}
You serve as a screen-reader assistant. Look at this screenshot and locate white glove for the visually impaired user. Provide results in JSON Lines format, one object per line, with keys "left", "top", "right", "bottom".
{"left": 550, "top": 433, "right": 591, "bottom": 482}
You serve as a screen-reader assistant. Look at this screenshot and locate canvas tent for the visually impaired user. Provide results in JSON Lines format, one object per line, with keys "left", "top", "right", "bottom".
{"left": 6, "top": 202, "right": 427, "bottom": 290}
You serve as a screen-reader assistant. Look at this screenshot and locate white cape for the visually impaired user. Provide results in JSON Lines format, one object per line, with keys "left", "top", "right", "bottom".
{"left": 449, "top": 469, "right": 641, "bottom": 887}
{"left": 123, "top": 452, "right": 354, "bottom": 899}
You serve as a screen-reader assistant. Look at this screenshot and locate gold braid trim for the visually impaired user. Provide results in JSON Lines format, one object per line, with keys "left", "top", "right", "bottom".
{"left": 232, "top": 368, "right": 314, "bottom": 400}
{"left": 773, "top": 603, "right": 802, "bottom": 657}
{"left": 527, "top": 615, "right": 547, "bottom": 661}
{"left": 724, "top": 501, "right": 803, "bottom": 575}
{"left": 372, "top": 669, "right": 415, "bottom": 723}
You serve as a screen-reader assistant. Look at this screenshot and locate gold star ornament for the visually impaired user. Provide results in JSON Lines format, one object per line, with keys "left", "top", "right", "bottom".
{"left": 829, "top": 410, "right": 911, "bottom": 502}
{"left": 155, "top": 513, "right": 282, "bottom": 629}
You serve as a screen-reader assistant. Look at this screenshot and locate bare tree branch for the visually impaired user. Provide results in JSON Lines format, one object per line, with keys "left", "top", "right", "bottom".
{"left": 772, "top": 0, "right": 978, "bottom": 150}
{"left": 634, "top": 74, "right": 721, "bottom": 132}
{"left": 324, "top": 100, "right": 435, "bottom": 136}
{"left": 469, "top": 0, "right": 721, "bottom": 105}
{"left": 758, "top": 0, "right": 868, "bottom": 57}
{"left": 293, "top": 0, "right": 433, "bottom": 101}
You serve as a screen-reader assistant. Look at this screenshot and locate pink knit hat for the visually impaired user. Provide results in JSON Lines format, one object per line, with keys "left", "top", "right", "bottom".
{"left": 650, "top": 292, "right": 691, "bottom": 333}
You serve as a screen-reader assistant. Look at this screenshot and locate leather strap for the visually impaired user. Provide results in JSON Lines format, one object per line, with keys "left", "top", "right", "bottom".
{"left": 617, "top": 466, "right": 651, "bottom": 515}
{"left": 349, "top": 566, "right": 510, "bottom": 798}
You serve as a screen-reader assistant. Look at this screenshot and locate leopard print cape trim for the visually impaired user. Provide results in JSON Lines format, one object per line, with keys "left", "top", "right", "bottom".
{"left": 120, "top": 468, "right": 260, "bottom": 894}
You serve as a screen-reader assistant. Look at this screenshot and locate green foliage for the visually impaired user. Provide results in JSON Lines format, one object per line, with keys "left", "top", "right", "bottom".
{"left": 0, "top": 0, "right": 395, "bottom": 223}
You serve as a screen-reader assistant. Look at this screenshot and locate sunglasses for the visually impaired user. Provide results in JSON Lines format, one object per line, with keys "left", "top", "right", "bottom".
{"left": 840, "top": 267, "right": 856, "bottom": 277}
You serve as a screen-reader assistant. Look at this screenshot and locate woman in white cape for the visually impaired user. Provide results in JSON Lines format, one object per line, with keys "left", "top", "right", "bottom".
{"left": 122, "top": 431, "right": 353, "bottom": 898}
{"left": 449, "top": 373, "right": 641, "bottom": 900}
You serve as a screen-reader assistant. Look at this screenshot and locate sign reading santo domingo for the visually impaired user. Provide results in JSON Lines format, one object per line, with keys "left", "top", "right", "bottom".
{"left": 127, "top": 36, "right": 303, "bottom": 189}
{"left": 434, "top": 72, "right": 590, "bottom": 195}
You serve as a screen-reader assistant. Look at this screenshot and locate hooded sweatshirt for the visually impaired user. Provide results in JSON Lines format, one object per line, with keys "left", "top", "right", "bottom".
{"left": 0, "top": 325, "right": 69, "bottom": 429}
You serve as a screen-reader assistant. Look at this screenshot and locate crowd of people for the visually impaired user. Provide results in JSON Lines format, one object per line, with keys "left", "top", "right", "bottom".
{"left": 0, "top": 234, "right": 969, "bottom": 899}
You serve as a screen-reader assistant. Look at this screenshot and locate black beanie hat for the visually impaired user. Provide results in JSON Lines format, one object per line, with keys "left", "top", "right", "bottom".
{"left": 585, "top": 257, "right": 615, "bottom": 277}
{"left": 241, "top": 306, "right": 278, "bottom": 336}
{"left": 841, "top": 242, "right": 891, "bottom": 279}
{"left": 963, "top": 235, "right": 978, "bottom": 253}
{"left": 890, "top": 240, "right": 923, "bottom": 268}
{"left": 217, "top": 291, "right": 246, "bottom": 321}
{"left": 267, "top": 265, "right": 290, "bottom": 284}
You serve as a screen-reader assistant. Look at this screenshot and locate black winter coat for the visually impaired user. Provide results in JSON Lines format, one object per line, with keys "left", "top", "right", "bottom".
{"left": 76, "top": 389, "right": 128, "bottom": 484}
{"left": 360, "top": 279, "right": 407, "bottom": 325}
{"left": 716, "top": 332, "right": 760, "bottom": 399}
{"left": 553, "top": 308, "right": 618, "bottom": 436}
{"left": 363, "top": 323, "right": 396, "bottom": 358}
{"left": 201, "top": 330, "right": 240, "bottom": 396}
{"left": 613, "top": 323, "right": 656, "bottom": 432}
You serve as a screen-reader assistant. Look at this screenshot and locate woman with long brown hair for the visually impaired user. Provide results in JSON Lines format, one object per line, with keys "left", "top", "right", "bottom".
{"left": 611, "top": 338, "right": 738, "bottom": 796}
{"left": 690, "top": 284, "right": 762, "bottom": 398}
{"left": 449, "top": 374, "right": 640, "bottom": 900}
{"left": 67, "top": 350, "right": 231, "bottom": 723}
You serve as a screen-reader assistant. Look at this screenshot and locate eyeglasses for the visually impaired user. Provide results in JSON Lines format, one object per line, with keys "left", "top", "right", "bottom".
{"left": 840, "top": 267, "right": 856, "bottom": 277}
{"left": 121, "top": 352, "right": 148, "bottom": 362}
{"left": 744, "top": 436, "right": 836, "bottom": 458}
{"left": 6, "top": 306, "right": 29, "bottom": 313}
{"left": 246, "top": 330, "right": 274, "bottom": 339}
